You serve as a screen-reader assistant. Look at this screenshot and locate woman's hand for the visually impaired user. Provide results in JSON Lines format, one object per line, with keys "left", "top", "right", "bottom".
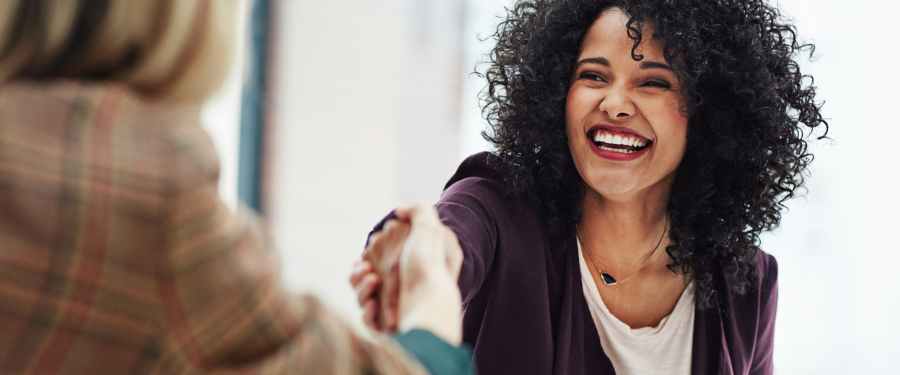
{"left": 393, "top": 202, "right": 463, "bottom": 345}
{"left": 357, "top": 219, "right": 410, "bottom": 331}
{"left": 349, "top": 259, "right": 383, "bottom": 330}
{"left": 351, "top": 202, "right": 463, "bottom": 345}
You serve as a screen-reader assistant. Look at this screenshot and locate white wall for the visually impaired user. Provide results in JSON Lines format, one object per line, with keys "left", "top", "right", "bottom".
{"left": 759, "top": 0, "right": 900, "bottom": 373}
{"left": 269, "top": 0, "right": 464, "bottom": 329}
{"left": 202, "top": 0, "right": 249, "bottom": 211}
{"left": 459, "top": 0, "right": 514, "bottom": 158}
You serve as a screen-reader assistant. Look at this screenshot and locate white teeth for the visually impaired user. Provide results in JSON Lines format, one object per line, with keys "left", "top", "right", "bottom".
{"left": 599, "top": 145, "right": 637, "bottom": 154}
{"left": 590, "top": 130, "right": 650, "bottom": 149}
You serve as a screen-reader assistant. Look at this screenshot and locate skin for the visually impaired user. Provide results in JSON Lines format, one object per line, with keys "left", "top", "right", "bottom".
{"left": 568, "top": 8, "right": 690, "bottom": 329}
{"left": 351, "top": 203, "right": 464, "bottom": 345}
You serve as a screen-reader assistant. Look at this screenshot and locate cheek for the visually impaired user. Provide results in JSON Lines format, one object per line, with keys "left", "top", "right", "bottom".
{"left": 565, "top": 88, "right": 593, "bottom": 131}
{"left": 670, "top": 112, "right": 689, "bottom": 148}
{"left": 652, "top": 97, "right": 689, "bottom": 146}
{"left": 655, "top": 117, "right": 689, "bottom": 165}
{"left": 564, "top": 93, "right": 582, "bottom": 140}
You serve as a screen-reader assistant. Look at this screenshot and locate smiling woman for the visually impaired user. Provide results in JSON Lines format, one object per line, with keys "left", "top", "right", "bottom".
{"left": 354, "top": 0, "right": 826, "bottom": 374}
{"left": 567, "top": 9, "right": 688, "bottom": 198}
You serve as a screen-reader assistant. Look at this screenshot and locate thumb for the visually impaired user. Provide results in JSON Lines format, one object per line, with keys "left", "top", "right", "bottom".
{"left": 394, "top": 200, "right": 440, "bottom": 225}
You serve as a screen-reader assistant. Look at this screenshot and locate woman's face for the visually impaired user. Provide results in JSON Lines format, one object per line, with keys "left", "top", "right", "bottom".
{"left": 566, "top": 8, "right": 688, "bottom": 200}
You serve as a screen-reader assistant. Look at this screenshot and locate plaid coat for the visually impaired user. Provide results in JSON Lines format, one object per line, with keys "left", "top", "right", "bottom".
{"left": 0, "top": 81, "right": 428, "bottom": 375}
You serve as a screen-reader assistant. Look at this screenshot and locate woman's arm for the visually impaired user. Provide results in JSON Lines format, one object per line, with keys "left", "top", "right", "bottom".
{"left": 434, "top": 188, "right": 498, "bottom": 304}
{"left": 156, "top": 124, "right": 443, "bottom": 374}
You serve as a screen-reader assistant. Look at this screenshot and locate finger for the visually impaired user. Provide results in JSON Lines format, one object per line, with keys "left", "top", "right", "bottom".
{"left": 376, "top": 221, "right": 409, "bottom": 332}
{"left": 366, "top": 232, "right": 378, "bottom": 248}
{"left": 362, "top": 300, "right": 378, "bottom": 330}
{"left": 384, "top": 221, "right": 411, "bottom": 250}
{"left": 367, "top": 232, "right": 383, "bottom": 247}
{"left": 349, "top": 260, "right": 372, "bottom": 286}
{"left": 399, "top": 218, "right": 442, "bottom": 274}
{"left": 389, "top": 300, "right": 400, "bottom": 332}
{"left": 363, "top": 232, "right": 383, "bottom": 258}
{"left": 355, "top": 273, "right": 379, "bottom": 306}
{"left": 380, "top": 261, "right": 395, "bottom": 330}
{"left": 383, "top": 219, "right": 400, "bottom": 235}
{"left": 382, "top": 257, "right": 401, "bottom": 331}
{"left": 394, "top": 201, "right": 439, "bottom": 225}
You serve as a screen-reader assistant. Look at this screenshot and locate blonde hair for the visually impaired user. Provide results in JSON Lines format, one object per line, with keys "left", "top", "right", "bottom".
{"left": 0, "top": 0, "right": 239, "bottom": 103}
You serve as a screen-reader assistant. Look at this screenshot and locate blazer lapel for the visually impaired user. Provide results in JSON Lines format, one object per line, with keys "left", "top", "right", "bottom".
{"left": 691, "top": 301, "right": 726, "bottom": 375}
{"left": 717, "top": 313, "right": 735, "bottom": 375}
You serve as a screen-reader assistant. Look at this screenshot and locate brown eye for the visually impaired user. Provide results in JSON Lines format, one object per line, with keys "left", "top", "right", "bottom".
{"left": 642, "top": 80, "right": 671, "bottom": 89}
{"left": 579, "top": 72, "right": 605, "bottom": 82}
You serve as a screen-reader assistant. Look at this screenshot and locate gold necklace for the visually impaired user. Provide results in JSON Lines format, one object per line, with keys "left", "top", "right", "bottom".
{"left": 576, "top": 216, "right": 668, "bottom": 286}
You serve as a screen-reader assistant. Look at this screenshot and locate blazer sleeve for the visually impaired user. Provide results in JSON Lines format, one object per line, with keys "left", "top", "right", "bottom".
{"left": 156, "top": 124, "right": 430, "bottom": 375}
{"left": 749, "top": 253, "right": 779, "bottom": 375}
{"left": 434, "top": 178, "right": 500, "bottom": 305}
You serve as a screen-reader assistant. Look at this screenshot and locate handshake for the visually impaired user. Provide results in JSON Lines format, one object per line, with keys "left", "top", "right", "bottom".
{"left": 349, "top": 202, "right": 464, "bottom": 346}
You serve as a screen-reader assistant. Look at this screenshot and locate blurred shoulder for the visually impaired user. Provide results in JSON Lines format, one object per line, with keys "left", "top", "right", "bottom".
{"left": 0, "top": 80, "right": 206, "bottom": 145}
{"left": 0, "top": 79, "right": 218, "bottom": 194}
{"left": 439, "top": 153, "right": 543, "bottom": 235}
{"left": 756, "top": 249, "right": 778, "bottom": 292}
{"left": 441, "top": 152, "right": 514, "bottom": 205}
{"left": 136, "top": 97, "right": 220, "bottom": 192}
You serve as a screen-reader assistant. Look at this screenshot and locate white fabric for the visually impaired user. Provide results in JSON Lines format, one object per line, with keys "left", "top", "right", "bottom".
{"left": 577, "top": 240, "right": 695, "bottom": 375}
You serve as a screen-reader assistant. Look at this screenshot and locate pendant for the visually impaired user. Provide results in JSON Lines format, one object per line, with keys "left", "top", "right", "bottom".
{"left": 600, "top": 272, "right": 618, "bottom": 285}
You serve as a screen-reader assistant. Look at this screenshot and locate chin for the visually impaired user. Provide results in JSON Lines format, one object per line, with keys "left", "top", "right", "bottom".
{"left": 585, "top": 175, "right": 642, "bottom": 197}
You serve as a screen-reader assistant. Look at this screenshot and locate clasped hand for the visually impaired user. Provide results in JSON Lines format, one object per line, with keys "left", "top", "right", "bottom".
{"left": 349, "top": 202, "right": 464, "bottom": 345}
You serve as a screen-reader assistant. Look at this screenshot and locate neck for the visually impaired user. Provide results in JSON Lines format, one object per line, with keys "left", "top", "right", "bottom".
{"left": 577, "top": 179, "right": 672, "bottom": 270}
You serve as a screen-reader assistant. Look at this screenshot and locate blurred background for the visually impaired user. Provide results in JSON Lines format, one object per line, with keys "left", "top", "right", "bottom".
{"left": 204, "top": 0, "right": 900, "bottom": 373}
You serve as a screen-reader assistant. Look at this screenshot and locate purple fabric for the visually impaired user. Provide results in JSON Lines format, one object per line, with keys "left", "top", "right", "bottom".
{"left": 371, "top": 152, "right": 778, "bottom": 375}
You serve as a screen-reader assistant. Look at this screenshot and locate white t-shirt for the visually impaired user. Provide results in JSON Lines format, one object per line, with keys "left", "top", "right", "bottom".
{"left": 577, "top": 240, "right": 695, "bottom": 375}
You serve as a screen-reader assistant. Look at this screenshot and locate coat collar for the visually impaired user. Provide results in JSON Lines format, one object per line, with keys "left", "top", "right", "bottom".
{"left": 691, "top": 300, "right": 726, "bottom": 375}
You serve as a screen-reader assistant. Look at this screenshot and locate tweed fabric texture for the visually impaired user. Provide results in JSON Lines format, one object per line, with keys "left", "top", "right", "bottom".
{"left": 0, "top": 81, "right": 428, "bottom": 375}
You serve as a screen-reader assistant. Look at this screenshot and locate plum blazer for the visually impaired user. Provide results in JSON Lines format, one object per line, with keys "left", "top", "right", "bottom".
{"left": 374, "top": 152, "right": 778, "bottom": 375}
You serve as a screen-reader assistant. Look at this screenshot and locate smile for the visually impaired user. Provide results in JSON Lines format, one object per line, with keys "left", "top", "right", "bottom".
{"left": 588, "top": 128, "right": 652, "bottom": 154}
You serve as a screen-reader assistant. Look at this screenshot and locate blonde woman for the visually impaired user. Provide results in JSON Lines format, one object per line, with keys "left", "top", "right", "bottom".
{"left": 0, "top": 1, "right": 470, "bottom": 374}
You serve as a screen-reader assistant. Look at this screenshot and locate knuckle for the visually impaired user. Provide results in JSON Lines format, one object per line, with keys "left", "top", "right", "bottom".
{"left": 368, "top": 233, "right": 383, "bottom": 248}
{"left": 366, "top": 233, "right": 380, "bottom": 247}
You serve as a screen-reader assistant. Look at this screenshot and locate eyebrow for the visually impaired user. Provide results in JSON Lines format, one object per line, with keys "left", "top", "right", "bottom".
{"left": 575, "top": 57, "right": 674, "bottom": 72}
{"left": 575, "top": 57, "right": 610, "bottom": 67}
{"left": 639, "top": 61, "right": 675, "bottom": 72}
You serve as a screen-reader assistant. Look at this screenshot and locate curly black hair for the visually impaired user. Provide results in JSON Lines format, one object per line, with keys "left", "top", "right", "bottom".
{"left": 480, "top": 0, "right": 827, "bottom": 308}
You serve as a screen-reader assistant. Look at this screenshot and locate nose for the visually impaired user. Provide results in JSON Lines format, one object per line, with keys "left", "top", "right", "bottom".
{"left": 598, "top": 86, "right": 635, "bottom": 119}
